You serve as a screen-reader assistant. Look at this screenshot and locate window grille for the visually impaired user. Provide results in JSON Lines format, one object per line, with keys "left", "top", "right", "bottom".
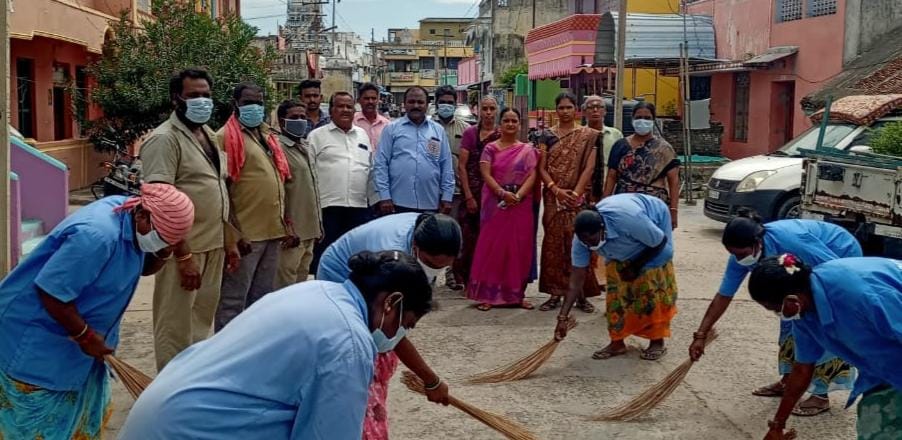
{"left": 809, "top": 0, "right": 837, "bottom": 17}
{"left": 733, "top": 72, "right": 751, "bottom": 142}
{"left": 776, "top": 0, "right": 803, "bottom": 22}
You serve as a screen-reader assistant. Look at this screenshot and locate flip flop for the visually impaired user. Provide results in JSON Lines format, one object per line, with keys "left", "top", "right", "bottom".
{"left": 476, "top": 303, "right": 492, "bottom": 311}
{"left": 538, "top": 296, "right": 561, "bottom": 311}
{"left": 792, "top": 396, "right": 830, "bottom": 417}
{"left": 752, "top": 382, "right": 786, "bottom": 397}
{"left": 592, "top": 346, "right": 627, "bottom": 360}
{"left": 576, "top": 299, "right": 595, "bottom": 313}
{"left": 640, "top": 346, "right": 667, "bottom": 361}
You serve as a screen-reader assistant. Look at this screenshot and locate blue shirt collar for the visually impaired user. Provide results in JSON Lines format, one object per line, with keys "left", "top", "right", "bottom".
{"left": 401, "top": 115, "right": 429, "bottom": 127}
{"left": 342, "top": 279, "right": 370, "bottom": 325}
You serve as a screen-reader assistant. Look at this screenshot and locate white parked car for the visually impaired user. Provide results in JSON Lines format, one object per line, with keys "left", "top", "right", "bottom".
{"left": 704, "top": 115, "right": 902, "bottom": 222}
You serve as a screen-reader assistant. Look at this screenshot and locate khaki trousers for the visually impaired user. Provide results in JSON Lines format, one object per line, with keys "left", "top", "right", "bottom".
{"left": 153, "top": 248, "right": 225, "bottom": 371}
{"left": 275, "top": 238, "right": 316, "bottom": 289}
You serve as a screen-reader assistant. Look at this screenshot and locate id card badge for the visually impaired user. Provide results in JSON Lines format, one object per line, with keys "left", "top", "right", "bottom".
{"left": 427, "top": 137, "right": 441, "bottom": 157}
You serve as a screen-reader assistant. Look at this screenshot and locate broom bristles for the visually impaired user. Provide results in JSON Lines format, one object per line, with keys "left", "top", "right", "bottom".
{"left": 590, "top": 329, "right": 720, "bottom": 422}
{"left": 105, "top": 354, "right": 153, "bottom": 400}
{"left": 466, "top": 319, "right": 578, "bottom": 384}
{"left": 400, "top": 371, "right": 538, "bottom": 440}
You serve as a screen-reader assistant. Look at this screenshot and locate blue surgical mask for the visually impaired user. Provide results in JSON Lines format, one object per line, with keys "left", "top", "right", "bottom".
{"left": 437, "top": 103, "right": 455, "bottom": 119}
{"left": 183, "top": 97, "right": 214, "bottom": 124}
{"left": 371, "top": 295, "right": 407, "bottom": 353}
{"left": 632, "top": 118, "right": 655, "bottom": 135}
{"left": 283, "top": 118, "right": 309, "bottom": 138}
{"left": 137, "top": 228, "right": 169, "bottom": 254}
{"left": 238, "top": 104, "right": 265, "bottom": 128}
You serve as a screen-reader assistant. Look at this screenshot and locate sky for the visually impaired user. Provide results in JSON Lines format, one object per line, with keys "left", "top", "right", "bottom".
{"left": 241, "top": 0, "right": 478, "bottom": 42}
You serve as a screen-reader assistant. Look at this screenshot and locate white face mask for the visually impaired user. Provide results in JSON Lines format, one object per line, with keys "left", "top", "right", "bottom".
{"left": 371, "top": 295, "right": 407, "bottom": 353}
{"left": 736, "top": 247, "right": 762, "bottom": 267}
{"left": 137, "top": 229, "right": 169, "bottom": 254}
{"left": 588, "top": 240, "right": 604, "bottom": 252}
{"left": 417, "top": 251, "right": 445, "bottom": 285}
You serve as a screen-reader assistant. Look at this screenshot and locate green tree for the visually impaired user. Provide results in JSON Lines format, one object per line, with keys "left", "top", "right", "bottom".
{"left": 869, "top": 121, "right": 902, "bottom": 157}
{"left": 82, "top": 0, "right": 277, "bottom": 151}
{"left": 499, "top": 63, "right": 528, "bottom": 89}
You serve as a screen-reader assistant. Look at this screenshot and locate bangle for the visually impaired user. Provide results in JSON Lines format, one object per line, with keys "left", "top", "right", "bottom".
{"left": 497, "top": 188, "right": 505, "bottom": 198}
{"left": 71, "top": 324, "right": 89, "bottom": 340}
{"left": 424, "top": 377, "right": 443, "bottom": 391}
{"left": 693, "top": 331, "right": 708, "bottom": 340}
{"left": 556, "top": 315, "right": 570, "bottom": 322}
{"left": 176, "top": 253, "right": 193, "bottom": 263}
{"left": 74, "top": 327, "right": 95, "bottom": 344}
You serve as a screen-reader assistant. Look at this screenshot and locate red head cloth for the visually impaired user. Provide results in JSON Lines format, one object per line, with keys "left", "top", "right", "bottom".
{"left": 115, "top": 183, "right": 195, "bottom": 245}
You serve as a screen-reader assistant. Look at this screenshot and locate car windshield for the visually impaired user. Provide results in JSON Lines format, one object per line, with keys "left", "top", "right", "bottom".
{"left": 771, "top": 123, "right": 857, "bottom": 157}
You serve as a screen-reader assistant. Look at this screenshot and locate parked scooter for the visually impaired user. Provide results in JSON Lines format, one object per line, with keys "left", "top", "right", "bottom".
{"left": 90, "top": 136, "right": 142, "bottom": 199}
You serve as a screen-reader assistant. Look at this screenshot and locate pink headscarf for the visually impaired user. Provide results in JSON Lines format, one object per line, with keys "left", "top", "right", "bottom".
{"left": 115, "top": 183, "right": 195, "bottom": 245}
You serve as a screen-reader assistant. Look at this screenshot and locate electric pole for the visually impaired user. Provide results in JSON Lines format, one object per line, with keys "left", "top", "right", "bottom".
{"left": 613, "top": 0, "right": 628, "bottom": 131}
{"left": 0, "top": 0, "right": 10, "bottom": 275}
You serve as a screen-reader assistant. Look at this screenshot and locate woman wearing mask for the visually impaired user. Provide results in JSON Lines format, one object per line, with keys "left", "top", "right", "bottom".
{"left": 604, "top": 102, "right": 680, "bottom": 229}
{"left": 119, "top": 251, "right": 434, "bottom": 439}
{"left": 317, "top": 213, "right": 460, "bottom": 440}
{"left": 689, "top": 210, "right": 860, "bottom": 416}
{"left": 451, "top": 96, "right": 501, "bottom": 290}
{"left": 467, "top": 108, "right": 538, "bottom": 311}
{"left": 536, "top": 92, "right": 601, "bottom": 313}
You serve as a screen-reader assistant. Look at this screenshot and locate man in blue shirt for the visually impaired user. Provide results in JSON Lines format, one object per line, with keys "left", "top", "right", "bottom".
{"left": 749, "top": 256, "right": 902, "bottom": 440}
{"left": 374, "top": 86, "right": 455, "bottom": 215}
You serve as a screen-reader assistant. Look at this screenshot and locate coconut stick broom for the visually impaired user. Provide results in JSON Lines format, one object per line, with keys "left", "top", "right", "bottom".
{"left": 105, "top": 355, "right": 153, "bottom": 400}
{"left": 400, "top": 371, "right": 538, "bottom": 440}
{"left": 466, "top": 319, "right": 578, "bottom": 384}
{"left": 590, "top": 329, "right": 720, "bottom": 422}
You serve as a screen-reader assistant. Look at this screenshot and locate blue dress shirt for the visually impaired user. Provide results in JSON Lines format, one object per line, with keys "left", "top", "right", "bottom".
{"left": 374, "top": 116, "right": 455, "bottom": 210}
{"left": 317, "top": 213, "right": 417, "bottom": 282}
{"left": 717, "top": 220, "right": 862, "bottom": 297}
{"left": 572, "top": 193, "right": 673, "bottom": 271}
{"left": 118, "top": 280, "right": 376, "bottom": 439}
{"left": 0, "top": 196, "right": 144, "bottom": 391}
{"left": 790, "top": 258, "right": 902, "bottom": 406}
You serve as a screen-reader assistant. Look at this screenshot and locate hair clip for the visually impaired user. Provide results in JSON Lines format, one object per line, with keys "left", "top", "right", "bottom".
{"left": 393, "top": 250, "right": 399, "bottom": 261}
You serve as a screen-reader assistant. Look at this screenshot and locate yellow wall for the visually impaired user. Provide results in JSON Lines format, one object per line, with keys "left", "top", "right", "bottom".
{"left": 621, "top": 0, "right": 681, "bottom": 112}
{"left": 418, "top": 21, "right": 468, "bottom": 41}
{"left": 627, "top": 0, "right": 681, "bottom": 14}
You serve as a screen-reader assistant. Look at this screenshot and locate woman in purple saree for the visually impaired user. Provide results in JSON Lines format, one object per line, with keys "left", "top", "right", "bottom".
{"left": 467, "top": 108, "right": 539, "bottom": 311}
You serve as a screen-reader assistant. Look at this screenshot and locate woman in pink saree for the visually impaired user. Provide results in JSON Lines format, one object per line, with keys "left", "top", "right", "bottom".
{"left": 467, "top": 108, "right": 539, "bottom": 311}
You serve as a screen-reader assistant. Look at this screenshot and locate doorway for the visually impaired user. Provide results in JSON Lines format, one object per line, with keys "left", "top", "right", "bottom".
{"left": 16, "top": 58, "right": 35, "bottom": 138}
{"left": 769, "top": 81, "right": 795, "bottom": 150}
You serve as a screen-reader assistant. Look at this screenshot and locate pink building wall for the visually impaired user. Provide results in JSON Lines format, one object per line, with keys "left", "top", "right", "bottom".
{"left": 689, "top": 0, "right": 846, "bottom": 158}
{"left": 458, "top": 57, "right": 480, "bottom": 85}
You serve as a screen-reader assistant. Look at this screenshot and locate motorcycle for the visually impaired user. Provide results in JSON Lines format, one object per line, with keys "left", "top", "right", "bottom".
{"left": 90, "top": 136, "right": 142, "bottom": 199}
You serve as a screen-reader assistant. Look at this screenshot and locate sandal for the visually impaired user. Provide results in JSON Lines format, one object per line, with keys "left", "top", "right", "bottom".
{"left": 640, "top": 346, "right": 668, "bottom": 361}
{"left": 792, "top": 395, "right": 830, "bottom": 417}
{"left": 520, "top": 300, "right": 535, "bottom": 310}
{"left": 592, "top": 345, "right": 627, "bottom": 360}
{"left": 538, "top": 296, "right": 561, "bottom": 311}
{"left": 576, "top": 299, "right": 595, "bottom": 313}
{"left": 476, "top": 303, "right": 492, "bottom": 311}
{"left": 752, "top": 381, "right": 786, "bottom": 397}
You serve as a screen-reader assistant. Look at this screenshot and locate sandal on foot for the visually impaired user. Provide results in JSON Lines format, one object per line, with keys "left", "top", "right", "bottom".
{"left": 538, "top": 296, "right": 561, "bottom": 311}
{"left": 476, "top": 303, "right": 492, "bottom": 311}
{"left": 592, "top": 346, "right": 627, "bottom": 360}
{"left": 640, "top": 346, "right": 667, "bottom": 361}
{"left": 792, "top": 396, "right": 830, "bottom": 417}
{"left": 520, "top": 300, "right": 535, "bottom": 310}
{"left": 752, "top": 381, "right": 786, "bottom": 397}
{"left": 576, "top": 299, "right": 595, "bottom": 313}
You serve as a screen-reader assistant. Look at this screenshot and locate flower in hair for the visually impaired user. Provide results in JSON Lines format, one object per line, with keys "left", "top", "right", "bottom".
{"left": 778, "top": 254, "right": 800, "bottom": 275}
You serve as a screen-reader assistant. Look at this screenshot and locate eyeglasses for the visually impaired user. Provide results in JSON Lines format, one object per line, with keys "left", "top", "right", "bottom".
{"left": 585, "top": 105, "right": 604, "bottom": 110}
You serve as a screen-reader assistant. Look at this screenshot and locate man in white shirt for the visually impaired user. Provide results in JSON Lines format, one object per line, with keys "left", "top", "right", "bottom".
{"left": 308, "top": 91, "right": 373, "bottom": 273}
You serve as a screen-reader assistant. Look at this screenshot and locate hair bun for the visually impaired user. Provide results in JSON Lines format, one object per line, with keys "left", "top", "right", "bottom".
{"left": 347, "top": 251, "right": 381, "bottom": 275}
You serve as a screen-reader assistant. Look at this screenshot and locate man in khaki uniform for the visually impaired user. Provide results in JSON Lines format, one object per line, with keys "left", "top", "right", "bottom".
{"left": 214, "top": 83, "right": 290, "bottom": 331}
{"left": 274, "top": 100, "right": 322, "bottom": 287}
{"left": 140, "top": 69, "right": 234, "bottom": 371}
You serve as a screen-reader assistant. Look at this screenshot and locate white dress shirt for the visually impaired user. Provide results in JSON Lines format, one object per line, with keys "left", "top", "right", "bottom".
{"left": 308, "top": 122, "right": 372, "bottom": 209}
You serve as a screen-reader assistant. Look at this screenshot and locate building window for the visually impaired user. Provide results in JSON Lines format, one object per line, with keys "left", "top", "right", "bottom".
{"left": 429, "top": 29, "right": 436, "bottom": 35}
{"left": 776, "top": 0, "right": 803, "bottom": 22}
{"left": 497, "top": 0, "right": 509, "bottom": 7}
{"left": 809, "top": 0, "right": 837, "bottom": 17}
{"left": 420, "top": 57, "right": 435, "bottom": 70}
{"left": 690, "top": 76, "right": 711, "bottom": 100}
{"left": 732, "top": 72, "right": 750, "bottom": 142}
{"left": 445, "top": 57, "right": 460, "bottom": 70}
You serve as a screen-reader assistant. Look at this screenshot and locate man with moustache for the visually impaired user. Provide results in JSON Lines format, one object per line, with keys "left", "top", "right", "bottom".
{"left": 374, "top": 86, "right": 454, "bottom": 216}
{"left": 354, "top": 82, "right": 391, "bottom": 149}
{"left": 298, "top": 79, "right": 331, "bottom": 135}
{"left": 139, "top": 68, "right": 237, "bottom": 371}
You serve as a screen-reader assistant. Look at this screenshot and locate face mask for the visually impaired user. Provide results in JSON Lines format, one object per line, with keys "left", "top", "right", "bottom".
{"left": 371, "top": 295, "right": 407, "bottom": 353}
{"left": 417, "top": 252, "right": 445, "bottom": 285}
{"left": 284, "top": 119, "right": 309, "bottom": 138}
{"left": 588, "top": 240, "right": 604, "bottom": 251}
{"left": 137, "top": 229, "right": 169, "bottom": 254}
{"left": 238, "top": 104, "right": 265, "bottom": 128}
{"left": 183, "top": 97, "right": 214, "bottom": 124}
{"left": 736, "top": 247, "right": 762, "bottom": 267}
{"left": 778, "top": 296, "right": 801, "bottom": 321}
{"left": 632, "top": 119, "right": 655, "bottom": 135}
{"left": 437, "top": 103, "right": 455, "bottom": 119}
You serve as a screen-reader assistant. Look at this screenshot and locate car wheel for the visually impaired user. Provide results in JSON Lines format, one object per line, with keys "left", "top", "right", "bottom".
{"left": 776, "top": 194, "right": 801, "bottom": 219}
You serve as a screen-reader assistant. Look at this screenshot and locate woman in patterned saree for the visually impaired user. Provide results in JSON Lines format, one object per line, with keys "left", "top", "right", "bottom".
{"left": 467, "top": 108, "right": 538, "bottom": 310}
{"left": 536, "top": 92, "right": 601, "bottom": 312}
{"left": 451, "top": 96, "right": 501, "bottom": 290}
{"left": 604, "top": 102, "right": 680, "bottom": 229}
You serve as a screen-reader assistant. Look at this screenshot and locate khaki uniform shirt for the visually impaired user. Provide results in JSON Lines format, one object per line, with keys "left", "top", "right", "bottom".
{"left": 280, "top": 134, "right": 322, "bottom": 241}
{"left": 599, "top": 125, "right": 625, "bottom": 166}
{"left": 139, "top": 112, "right": 229, "bottom": 253}
{"left": 215, "top": 123, "right": 287, "bottom": 242}
{"left": 437, "top": 117, "right": 471, "bottom": 196}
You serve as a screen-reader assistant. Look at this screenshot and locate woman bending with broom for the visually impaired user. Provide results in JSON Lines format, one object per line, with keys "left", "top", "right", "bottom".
{"left": 317, "top": 213, "right": 460, "bottom": 439}
{"left": 119, "top": 250, "right": 434, "bottom": 439}
{"left": 554, "top": 193, "right": 677, "bottom": 361}
{"left": 0, "top": 183, "right": 195, "bottom": 440}
{"left": 748, "top": 255, "right": 902, "bottom": 440}
{"left": 689, "top": 211, "right": 860, "bottom": 416}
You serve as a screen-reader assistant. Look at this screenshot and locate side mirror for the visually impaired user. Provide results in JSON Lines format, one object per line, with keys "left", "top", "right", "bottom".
{"left": 849, "top": 145, "right": 872, "bottom": 154}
